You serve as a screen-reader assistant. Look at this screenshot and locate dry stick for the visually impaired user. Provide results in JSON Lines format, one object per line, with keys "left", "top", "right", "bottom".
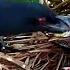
{"left": 11, "top": 45, "right": 36, "bottom": 50}
{"left": 16, "top": 56, "right": 27, "bottom": 61}
{"left": 32, "top": 52, "right": 41, "bottom": 68}
{"left": 35, "top": 65, "right": 44, "bottom": 70}
{"left": 25, "top": 56, "right": 30, "bottom": 66}
{"left": 0, "top": 63, "right": 9, "bottom": 70}
{"left": 40, "top": 61, "right": 49, "bottom": 70}
{"left": 5, "top": 36, "right": 48, "bottom": 44}
{"left": 56, "top": 53, "right": 64, "bottom": 70}
{"left": 25, "top": 43, "right": 52, "bottom": 49}
{"left": 28, "top": 49, "right": 51, "bottom": 53}
{"left": 7, "top": 52, "right": 20, "bottom": 55}
{"left": 62, "top": 55, "right": 67, "bottom": 67}
{"left": 5, "top": 39, "right": 31, "bottom": 44}
{"left": 34, "top": 64, "right": 41, "bottom": 69}
{"left": 12, "top": 43, "right": 52, "bottom": 50}
{"left": 35, "top": 58, "right": 41, "bottom": 66}
{"left": 0, "top": 53, "right": 26, "bottom": 70}
{"left": 51, "top": 53, "right": 58, "bottom": 60}
{"left": 40, "top": 52, "right": 57, "bottom": 70}
{"left": 11, "top": 36, "right": 31, "bottom": 39}
{"left": 4, "top": 36, "right": 31, "bottom": 40}
{"left": 53, "top": 0, "right": 70, "bottom": 10}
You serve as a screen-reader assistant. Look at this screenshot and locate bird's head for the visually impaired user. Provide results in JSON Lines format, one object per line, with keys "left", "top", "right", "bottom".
{"left": 34, "top": 16, "right": 70, "bottom": 33}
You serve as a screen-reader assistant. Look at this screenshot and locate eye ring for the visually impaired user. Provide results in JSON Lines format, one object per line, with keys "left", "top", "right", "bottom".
{"left": 38, "top": 17, "right": 47, "bottom": 25}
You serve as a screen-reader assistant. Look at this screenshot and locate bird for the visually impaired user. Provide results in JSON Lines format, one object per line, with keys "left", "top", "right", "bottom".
{"left": 0, "top": 3, "right": 70, "bottom": 52}
{"left": 0, "top": 3, "right": 69, "bottom": 36}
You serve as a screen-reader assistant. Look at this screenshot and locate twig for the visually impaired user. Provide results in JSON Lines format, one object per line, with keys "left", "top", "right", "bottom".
{"left": 56, "top": 53, "right": 64, "bottom": 70}
{"left": 0, "top": 52, "right": 26, "bottom": 70}
{"left": 32, "top": 52, "right": 41, "bottom": 68}
{"left": 53, "top": 0, "right": 70, "bottom": 10}
{"left": 28, "top": 49, "right": 51, "bottom": 53}
{"left": 0, "top": 63, "right": 9, "bottom": 70}
{"left": 40, "top": 61, "right": 49, "bottom": 70}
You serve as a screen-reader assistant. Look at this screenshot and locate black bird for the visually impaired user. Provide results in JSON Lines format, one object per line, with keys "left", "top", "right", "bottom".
{"left": 0, "top": 3, "right": 69, "bottom": 36}
{"left": 0, "top": 3, "right": 70, "bottom": 52}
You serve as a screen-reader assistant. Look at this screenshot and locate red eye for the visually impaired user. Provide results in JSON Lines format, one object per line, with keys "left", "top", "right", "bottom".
{"left": 38, "top": 17, "right": 46, "bottom": 25}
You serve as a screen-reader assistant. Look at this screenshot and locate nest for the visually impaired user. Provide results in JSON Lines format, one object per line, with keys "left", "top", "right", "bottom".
{"left": 0, "top": 32, "right": 70, "bottom": 70}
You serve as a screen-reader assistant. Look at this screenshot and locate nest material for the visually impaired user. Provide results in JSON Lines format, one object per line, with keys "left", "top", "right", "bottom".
{"left": 0, "top": 32, "right": 70, "bottom": 70}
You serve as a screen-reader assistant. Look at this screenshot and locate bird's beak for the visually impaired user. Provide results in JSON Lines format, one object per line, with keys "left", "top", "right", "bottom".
{"left": 41, "top": 21, "right": 69, "bottom": 33}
